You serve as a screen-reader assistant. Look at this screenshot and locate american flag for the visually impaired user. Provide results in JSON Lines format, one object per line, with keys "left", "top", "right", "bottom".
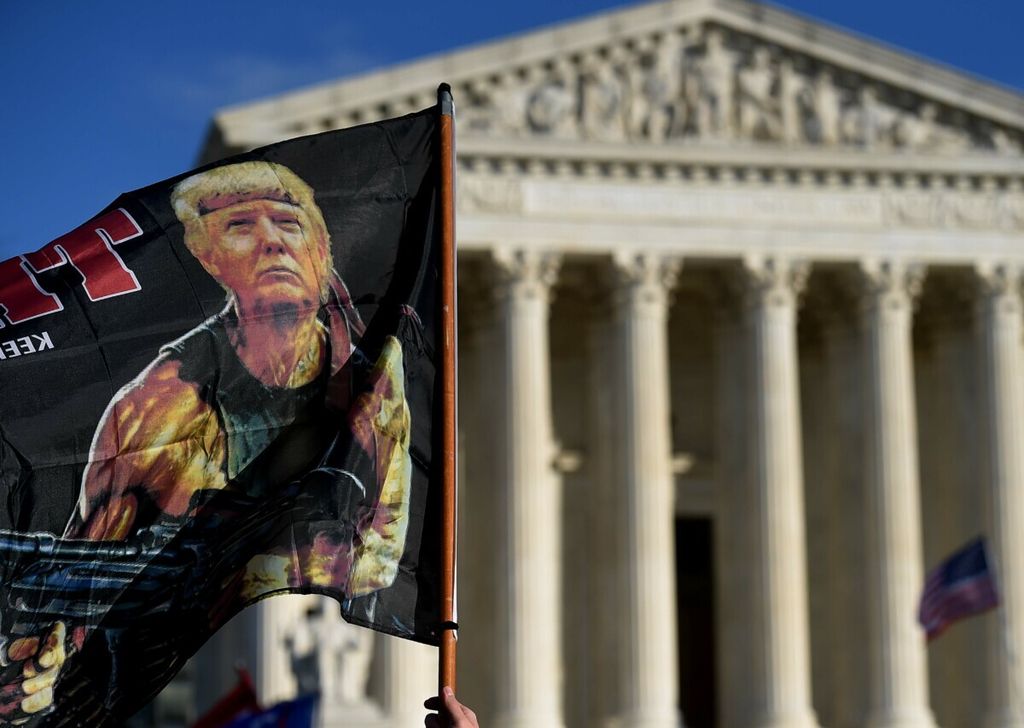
{"left": 918, "top": 537, "right": 1000, "bottom": 641}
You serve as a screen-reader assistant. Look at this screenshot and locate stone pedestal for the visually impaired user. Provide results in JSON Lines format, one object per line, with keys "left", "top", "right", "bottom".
{"left": 491, "top": 249, "right": 565, "bottom": 728}
{"left": 609, "top": 253, "right": 682, "bottom": 728}
{"left": 859, "top": 261, "right": 936, "bottom": 728}
{"left": 976, "top": 264, "right": 1024, "bottom": 728}
{"left": 742, "top": 257, "right": 819, "bottom": 728}
{"left": 319, "top": 701, "right": 385, "bottom": 728}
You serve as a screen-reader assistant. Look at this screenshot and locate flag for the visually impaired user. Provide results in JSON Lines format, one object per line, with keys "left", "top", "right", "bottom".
{"left": 918, "top": 537, "right": 1000, "bottom": 641}
{"left": 222, "top": 694, "right": 317, "bottom": 728}
{"left": 0, "top": 104, "right": 446, "bottom": 726}
{"left": 191, "top": 668, "right": 261, "bottom": 728}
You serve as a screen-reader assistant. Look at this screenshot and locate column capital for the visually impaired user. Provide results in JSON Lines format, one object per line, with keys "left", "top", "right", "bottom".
{"left": 741, "top": 255, "right": 810, "bottom": 309}
{"left": 610, "top": 252, "right": 682, "bottom": 308}
{"left": 491, "top": 248, "right": 561, "bottom": 302}
{"left": 858, "top": 259, "right": 926, "bottom": 312}
{"left": 975, "top": 262, "right": 1024, "bottom": 303}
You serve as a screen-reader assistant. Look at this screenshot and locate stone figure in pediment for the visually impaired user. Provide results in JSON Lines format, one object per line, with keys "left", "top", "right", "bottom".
{"left": 460, "top": 81, "right": 515, "bottom": 137}
{"left": 448, "top": 21, "right": 1016, "bottom": 156}
{"left": 737, "top": 45, "right": 782, "bottom": 140}
{"left": 898, "top": 102, "right": 969, "bottom": 153}
{"left": 580, "top": 53, "right": 627, "bottom": 141}
{"left": 694, "top": 28, "right": 737, "bottom": 138}
{"left": 778, "top": 57, "right": 811, "bottom": 144}
{"left": 622, "top": 58, "right": 646, "bottom": 140}
{"left": 622, "top": 35, "right": 686, "bottom": 142}
{"left": 679, "top": 56, "right": 702, "bottom": 137}
{"left": 648, "top": 34, "right": 686, "bottom": 141}
{"left": 852, "top": 84, "right": 902, "bottom": 148}
{"left": 810, "top": 69, "right": 843, "bottom": 145}
{"left": 526, "top": 60, "right": 579, "bottom": 138}
{"left": 987, "top": 124, "right": 1021, "bottom": 154}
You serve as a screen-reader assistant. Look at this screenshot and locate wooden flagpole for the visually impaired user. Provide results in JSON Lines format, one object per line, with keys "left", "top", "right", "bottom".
{"left": 437, "top": 83, "right": 459, "bottom": 699}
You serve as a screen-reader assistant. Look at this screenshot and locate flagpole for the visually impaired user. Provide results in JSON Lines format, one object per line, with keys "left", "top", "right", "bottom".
{"left": 437, "top": 83, "right": 459, "bottom": 699}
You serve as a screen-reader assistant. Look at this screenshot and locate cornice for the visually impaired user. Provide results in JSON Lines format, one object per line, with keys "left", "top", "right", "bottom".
{"left": 207, "top": 0, "right": 1024, "bottom": 157}
{"left": 456, "top": 136, "right": 1024, "bottom": 178}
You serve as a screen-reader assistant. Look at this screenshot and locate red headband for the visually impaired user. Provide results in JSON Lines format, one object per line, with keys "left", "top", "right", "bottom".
{"left": 197, "top": 190, "right": 301, "bottom": 216}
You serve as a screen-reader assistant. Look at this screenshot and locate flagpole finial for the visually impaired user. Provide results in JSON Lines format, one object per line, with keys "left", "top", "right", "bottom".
{"left": 438, "top": 84, "right": 454, "bottom": 116}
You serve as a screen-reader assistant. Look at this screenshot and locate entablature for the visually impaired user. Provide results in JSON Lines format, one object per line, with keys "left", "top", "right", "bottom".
{"left": 207, "top": 0, "right": 1024, "bottom": 166}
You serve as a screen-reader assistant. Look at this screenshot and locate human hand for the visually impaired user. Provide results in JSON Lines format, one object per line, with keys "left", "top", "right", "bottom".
{"left": 0, "top": 622, "right": 67, "bottom": 724}
{"left": 424, "top": 686, "right": 479, "bottom": 728}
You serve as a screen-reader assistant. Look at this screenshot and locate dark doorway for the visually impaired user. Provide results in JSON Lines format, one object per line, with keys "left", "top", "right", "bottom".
{"left": 676, "top": 517, "right": 717, "bottom": 728}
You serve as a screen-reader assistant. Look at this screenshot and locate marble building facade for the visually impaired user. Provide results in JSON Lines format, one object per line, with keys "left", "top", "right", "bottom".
{"left": 172, "top": 1, "right": 1024, "bottom": 726}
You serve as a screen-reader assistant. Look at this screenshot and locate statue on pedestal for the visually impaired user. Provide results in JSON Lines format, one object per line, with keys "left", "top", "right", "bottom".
{"left": 285, "top": 599, "right": 381, "bottom": 724}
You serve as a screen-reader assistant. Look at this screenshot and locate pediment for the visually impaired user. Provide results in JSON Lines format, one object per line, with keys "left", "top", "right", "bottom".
{"left": 206, "top": 0, "right": 1024, "bottom": 162}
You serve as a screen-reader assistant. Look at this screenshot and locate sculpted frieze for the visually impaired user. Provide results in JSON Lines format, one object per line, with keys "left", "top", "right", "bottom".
{"left": 457, "top": 176, "right": 524, "bottom": 214}
{"left": 457, "top": 25, "right": 1023, "bottom": 155}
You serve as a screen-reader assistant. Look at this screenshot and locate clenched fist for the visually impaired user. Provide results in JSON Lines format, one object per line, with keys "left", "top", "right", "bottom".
{"left": 0, "top": 622, "right": 66, "bottom": 724}
{"left": 424, "top": 687, "right": 479, "bottom": 728}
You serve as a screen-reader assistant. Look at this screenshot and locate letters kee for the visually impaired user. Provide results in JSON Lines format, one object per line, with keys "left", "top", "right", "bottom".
{"left": 0, "top": 209, "right": 143, "bottom": 328}
{"left": 0, "top": 332, "right": 54, "bottom": 360}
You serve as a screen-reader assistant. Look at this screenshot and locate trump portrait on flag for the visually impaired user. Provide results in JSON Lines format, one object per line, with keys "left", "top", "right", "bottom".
{"left": 0, "top": 108, "right": 444, "bottom": 726}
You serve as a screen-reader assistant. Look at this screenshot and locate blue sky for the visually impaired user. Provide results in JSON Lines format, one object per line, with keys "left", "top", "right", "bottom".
{"left": 1, "top": 1, "right": 1021, "bottom": 261}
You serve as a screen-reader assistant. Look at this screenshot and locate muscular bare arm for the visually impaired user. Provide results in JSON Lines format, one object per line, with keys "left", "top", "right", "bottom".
{"left": 346, "top": 336, "right": 412, "bottom": 597}
{"left": 0, "top": 357, "right": 227, "bottom": 724}
{"left": 65, "top": 355, "right": 227, "bottom": 540}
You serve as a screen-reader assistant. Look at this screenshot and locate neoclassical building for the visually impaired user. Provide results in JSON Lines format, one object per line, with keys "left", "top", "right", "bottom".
{"left": 158, "top": 1, "right": 1024, "bottom": 726}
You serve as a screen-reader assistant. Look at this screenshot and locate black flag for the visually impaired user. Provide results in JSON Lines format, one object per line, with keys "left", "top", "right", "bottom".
{"left": 0, "top": 107, "right": 443, "bottom": 726}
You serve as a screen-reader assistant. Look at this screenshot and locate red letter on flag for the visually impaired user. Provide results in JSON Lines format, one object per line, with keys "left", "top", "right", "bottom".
{"left": 24, "top": 208, "right": 143, "bottom": 302}
{"left": 0, "top": 257, "right": 63, "bottom": 327}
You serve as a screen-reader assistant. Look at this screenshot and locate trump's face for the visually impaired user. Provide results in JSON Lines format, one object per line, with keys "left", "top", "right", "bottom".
{"left": 198, "top": 198, "right": 328, "bottom": 316}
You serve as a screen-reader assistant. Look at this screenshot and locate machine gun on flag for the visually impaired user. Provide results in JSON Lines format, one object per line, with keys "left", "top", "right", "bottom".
{"left": 0, "top": 462, "right": 369, "bottom": 638}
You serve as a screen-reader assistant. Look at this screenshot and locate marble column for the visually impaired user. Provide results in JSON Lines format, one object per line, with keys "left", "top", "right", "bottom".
{"left": 859, "top": 260, "right": 936, "bottom": 728}
{"left": 382, "top": 637, "right": 436, "bottom": 727}
{"left": 255, "top": 598, "right": 303, "bottom": 704}
{"left": 742, "top": 256, "right": 819, "bottom": 728}
{"left": 976, "top": 264, "right": 1024, "bottom": 728}
{"left": 491, "top": 249, "right": 565, "bottom": 728}
{"left": 610, "top": 253, "right": 682, "bottom": 728}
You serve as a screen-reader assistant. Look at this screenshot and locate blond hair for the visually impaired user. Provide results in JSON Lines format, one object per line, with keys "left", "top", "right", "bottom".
{"left": 171, "top": 161, "right": 332, "bottom": 300}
